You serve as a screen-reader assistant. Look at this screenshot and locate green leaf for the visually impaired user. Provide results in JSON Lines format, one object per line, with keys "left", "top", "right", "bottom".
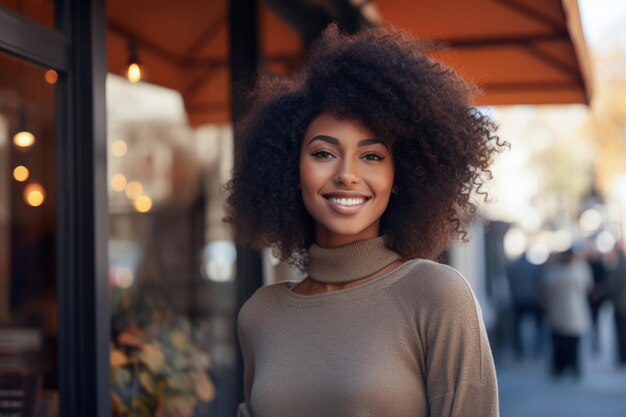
{"left": 138, "top": 370, "right": 155, "bottom": 394}
{"left": 163, "top": 394, "right": 196, "bottom": 417}
{"left": 139, "top": 343, "right": 165, "bottom": 373}
{"left": 169, "top": 330, "right": 190, "bottom": 350}
{"left": 130, "top": 397, "right": 153, "bottom": 417}
{"left": 111, "top": 367, "right": 132, "bottom": 390}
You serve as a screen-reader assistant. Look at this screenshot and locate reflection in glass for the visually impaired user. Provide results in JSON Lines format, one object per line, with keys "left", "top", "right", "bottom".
{"left": 0, "top": 51, "right": 58, "bottom": 416}
{"left": 0, "top": 0, "right": 56, "bottom": 29}
{"left": 107, "top": 75, "right": 237, "bottom": 416}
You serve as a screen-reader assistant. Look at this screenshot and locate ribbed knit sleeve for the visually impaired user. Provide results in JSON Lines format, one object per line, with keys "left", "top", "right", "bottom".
{"left": 386, "top": 261, "right": 499, "bottom": 417}
{"left": 237, "top": 290, "right": 258, "bottom": 417}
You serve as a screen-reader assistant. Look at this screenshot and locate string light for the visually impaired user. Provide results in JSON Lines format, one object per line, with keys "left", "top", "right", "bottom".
{"left": 125, "top": 181, "right": 143, "bottom": 200}
{"left": 112, "top": 139, "right": 128, "bottom": 157}
{"left": 125, "top": 40, "right": 144, "bottom": 83}
{"left": 44, "top": 69, "right": 58, "bottom": 84}
{"left": 13, "top": 131, "right": 35, "bottom": 148}
{"left": 13, "top": 166, "right": 29, "bottom": 182}
{"left": 111, "top": 174, "right": 127, "bottom": 191}
{"left": 24, "top": 183, "right": 45, "bottom": 207}
{"left": 134, "top": 195, "right": 153, "bottom": 213}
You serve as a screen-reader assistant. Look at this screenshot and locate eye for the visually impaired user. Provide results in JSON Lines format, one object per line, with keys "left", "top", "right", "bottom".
{"left": 361, "top": 152, "right": 385, "bottom": 161}
{"left": 310, "top": 149, "right": 335, "bottom": 159}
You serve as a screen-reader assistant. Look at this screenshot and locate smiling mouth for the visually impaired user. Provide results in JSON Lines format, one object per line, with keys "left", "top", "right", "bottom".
{"left": 325, "top": 196, "right": 369, "bottom": 206}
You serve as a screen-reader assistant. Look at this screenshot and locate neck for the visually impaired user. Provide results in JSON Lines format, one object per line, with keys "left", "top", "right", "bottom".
{"left": 306, "top": 235, "right": 402, "bottom": 284}
{"left": 314, "top": 223, "right": 380, "bottom": 249}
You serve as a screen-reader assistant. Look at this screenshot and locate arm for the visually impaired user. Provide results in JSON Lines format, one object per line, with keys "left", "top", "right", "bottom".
{"left": 417, "top": 265, "right": 499, "bottom": 417}
{"left": 236, "top": 305, "right": 255, "bottom": 417}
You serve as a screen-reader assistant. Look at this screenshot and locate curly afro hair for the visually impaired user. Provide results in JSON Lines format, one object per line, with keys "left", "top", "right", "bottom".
{"left": 225, "top": 23, "right": 506, "bottom": 267}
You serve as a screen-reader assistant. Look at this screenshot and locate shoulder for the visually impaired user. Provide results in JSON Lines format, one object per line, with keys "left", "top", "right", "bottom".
{"left": 385, "top": 259, "right": 480, "bottom": 317}
{"left": 238, "top": 282, "right": 286, "bottom": 328}
{"left": 388, "top": 259, "right": 475, "bottom": 300}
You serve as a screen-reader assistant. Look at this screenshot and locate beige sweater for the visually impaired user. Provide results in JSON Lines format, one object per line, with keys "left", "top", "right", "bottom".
{"left": 237, "top": 239, "right": 498, "bottom": 417}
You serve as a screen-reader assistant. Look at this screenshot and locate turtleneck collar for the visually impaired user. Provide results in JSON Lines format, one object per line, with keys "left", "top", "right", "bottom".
{"left": 306, "top": 236, "right": 402, "bottom": 284}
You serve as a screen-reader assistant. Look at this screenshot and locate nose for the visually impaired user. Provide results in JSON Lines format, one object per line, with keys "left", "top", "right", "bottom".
{"left": 334, "top": 158, "right": 360, "bottom": 185}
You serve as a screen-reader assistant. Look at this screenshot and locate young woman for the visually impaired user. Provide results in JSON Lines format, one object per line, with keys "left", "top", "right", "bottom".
{"left": 227, "top": 24, "right": 505, "bottom": 417}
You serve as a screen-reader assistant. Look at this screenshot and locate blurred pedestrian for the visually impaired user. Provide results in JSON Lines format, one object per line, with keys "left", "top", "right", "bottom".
{"left": 586, "top": 243, "right": 608, "bottom": 353}
{"left": 606, "top": 244, "right": 626, "bottom": 365}
{"left": 506, "top": 251, "right": 545, "bottom": 359}
{"left": 541, "top": 249, "right": 593, "bottom": 378}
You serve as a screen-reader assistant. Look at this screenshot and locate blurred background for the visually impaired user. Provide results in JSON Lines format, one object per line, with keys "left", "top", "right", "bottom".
{"left": 1, "top": 0, "right": 626, "bottom": 416}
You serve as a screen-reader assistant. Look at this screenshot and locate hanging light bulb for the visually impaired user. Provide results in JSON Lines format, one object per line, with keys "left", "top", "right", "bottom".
{"left": 133, "top": 195, "right": 153, "bottom": 213}
{"left": 13, "top": 166, "right": 30, "bottom": 182}
{"left": 111, "top": 139, "right": 128, "bottom": 157}
{"left": 24, "top": 183, "right": 46, "bottom": 207}
{"left": 13, "top": 109, "right": 36, "bottom": 149}
{"left": 44, "top": 69, "right": 58, "bottom": 84}
{"left": 111, "top": 173, "right": 127, "bottom": 191}
{"left": 125, "top": 181, "right": 143, "bottom": 200}
{"left": 125, "top": 40, "right": 144, "bottom": 83}
{"left": 13, "top": 131, "right": 35, "bottom": 148}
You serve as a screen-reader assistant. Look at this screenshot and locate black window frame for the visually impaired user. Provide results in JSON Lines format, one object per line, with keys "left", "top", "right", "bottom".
{"left": 0, "top": 2, "right": 110, "bottom": 416}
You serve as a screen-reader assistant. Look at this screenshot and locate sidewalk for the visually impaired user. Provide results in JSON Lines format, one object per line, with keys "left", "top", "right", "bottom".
{"left": 497, "top": 307, "right": 626, "bottom": 417}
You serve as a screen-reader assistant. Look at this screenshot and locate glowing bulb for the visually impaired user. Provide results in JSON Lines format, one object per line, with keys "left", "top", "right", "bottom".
{"left": 111, "top": 174, "right": 127, "bottom": 191}
{"left": 24, "top": 183, "right": 45, "bottom": 207}
{"left": 13, "top": 131, "right": 35, "bottom": 148}
{"left": 125, "top": 181, "right": 143, "bottom": 200}
{"left": 126, "top": 63, "right": 142, "bottom": 83}
{"left": 44, "top": 69, "right": 58, "bottom": 84}
{"left": 13, "top": 166, "right": 29, "bottom": 182}
{"left": 111, "top": 139, "right": 128, "bottom": 157}
{"left": 134, "top": 195, "right": 153, "bottom": 213}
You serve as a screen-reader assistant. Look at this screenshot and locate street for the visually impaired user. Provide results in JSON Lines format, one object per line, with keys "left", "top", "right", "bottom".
{"left": 498, "top": 306, "right": 626, "bottom": 417}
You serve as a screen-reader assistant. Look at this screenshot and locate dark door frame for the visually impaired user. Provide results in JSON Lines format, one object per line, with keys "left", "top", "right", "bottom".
{"left": 0, "top": 2, "right": 110, "bottom": 417}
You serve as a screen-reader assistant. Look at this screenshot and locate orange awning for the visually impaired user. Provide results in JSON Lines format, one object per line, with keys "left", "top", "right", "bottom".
{"left": 107, "top": 0, "right": 591, "bottom": 126}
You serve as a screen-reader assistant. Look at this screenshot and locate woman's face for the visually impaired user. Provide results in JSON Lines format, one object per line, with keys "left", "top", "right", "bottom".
{"left": 299, "top": 112, "right": 395, "bottom": 248}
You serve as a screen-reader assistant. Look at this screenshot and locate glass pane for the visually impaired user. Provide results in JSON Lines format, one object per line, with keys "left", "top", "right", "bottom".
{"left": 0, "top": 0, "right": 56, "bottom": 29}
{"left": 0, "top": 52, "right": 58, "bottom": 416}
{"left": 107, "top": 75, "right": 237, "bottom": 416}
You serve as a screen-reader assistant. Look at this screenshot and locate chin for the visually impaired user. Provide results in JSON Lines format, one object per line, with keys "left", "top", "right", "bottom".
{"left": 320, "top": 220, "right": 379, "bottom": 239}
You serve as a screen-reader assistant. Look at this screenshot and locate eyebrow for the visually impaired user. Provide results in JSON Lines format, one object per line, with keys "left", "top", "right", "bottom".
{"left": 308, "top": 135, "right": 384, "bottom": 147}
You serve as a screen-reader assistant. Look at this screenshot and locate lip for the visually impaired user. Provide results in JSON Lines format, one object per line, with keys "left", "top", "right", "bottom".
{"left": 322, "top": 192, "right": 372, "bottom": 215}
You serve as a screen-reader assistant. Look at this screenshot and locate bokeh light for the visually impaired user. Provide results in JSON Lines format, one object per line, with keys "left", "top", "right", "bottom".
{"left": 126, "top": 63, "right": 143, "bottom": 83}
{"left": 23, "top": 183, "right": 46, "bottom": 207}
{"left": 596, "top": 231, "right": 616, "bottom": 253}
{"left": 579, "top": 208, "right": 602, "bottom": 234}
{"left": 111, "top": 173, "right": 127, "bottom": 191}
{"left": 125, "top": 181, "right": 143, "bottom": 200}
{"left": 112, "top": 139, "right": 128, "bottom": 157}
{"left": 526, "top": 243, "right": 550, "bottom": 265}
{"left": 133, "top": 195, "right": 153, "bottom": 213}
{"left": 44, "top": 69, "right": 58, "bottom": 84}
{"left": 12, "top": 165, "right": 29, "bottom": 182}
{"left": 504, "top": 227, "right": 527, "bottom": 258}
{"left": 13, "top": 131, "right": 35, "bottom": 148}
{"left": 114, "top": 267, "right": 134, "bottom": 289}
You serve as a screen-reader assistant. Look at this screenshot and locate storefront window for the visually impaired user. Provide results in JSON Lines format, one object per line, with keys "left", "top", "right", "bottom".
{"left": 0, "top": 51, "right": 58, "bottom": 417}
{"left": 107, "top": 75, "right": 237, "bottom": 417}
{"left": 0, "top": 0, "right": 56, "bottom": 29}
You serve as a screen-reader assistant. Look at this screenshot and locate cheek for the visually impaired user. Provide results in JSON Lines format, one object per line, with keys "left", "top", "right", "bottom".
{"left": 373, "top": 164, "right": 395, "bottom": 196}
{"left": 299, "top": 158, "right": 329, "bottom": 193}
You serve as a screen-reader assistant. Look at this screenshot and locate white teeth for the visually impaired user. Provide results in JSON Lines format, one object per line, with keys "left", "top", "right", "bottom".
{"left": 328, "top": 197, "right": 366, "bottom": 206}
